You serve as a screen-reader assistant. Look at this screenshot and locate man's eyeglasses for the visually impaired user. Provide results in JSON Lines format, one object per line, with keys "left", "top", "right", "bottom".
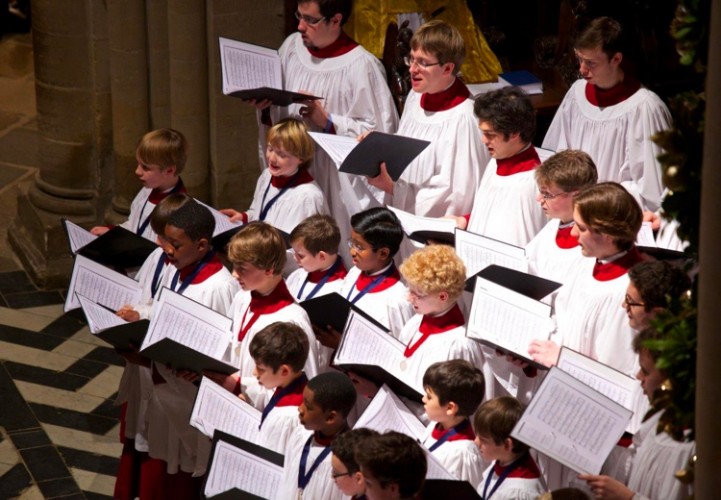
{"left": 331, "top": 471, "right": 352, "bottom": 479}
{"left": 538, "top": 190, "right": 569, "bottom": 200}
{"left": 403, "top": 56, "right": 442, "bottom": 69}
{"left": 624, "top": 294, "right": 645, "bottom": 309}
{"left": 295, "top": 11, "right": 326, "bottom": 25}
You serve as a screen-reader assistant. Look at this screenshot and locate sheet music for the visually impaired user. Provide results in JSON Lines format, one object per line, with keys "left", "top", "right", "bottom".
{"left": 64, "top": 254, "right": 142, "bottom": 312}
{"left": 141, "top": 288, "right": 232, "bottom": 359}
{"left": 204, "top": 439, "right": 283, "bottom": 498}
{"left": 557, "top": 348, "right": 637, "bottom": 410}
{"left": 467, "top": 277, "right": 552, "bottom": 353}
{"left": 635, "top": 221, "right": 657, "bottom": 247}
{"left": 454, "top": 229, "right": 527, "bottom": 278}
{"left": 191, "top": 377, "right": 261, "bottom": 441}
{"left": 64, "top": 219, "right": 97, "bottom": 254}
{"left": 387, "top": 206, "right": 457, "bottom": 238}
{"left": 76, "top": 294, "right": 127, "bottom": 333}
{"left": 308, "top": 132, "right": 357, "bottom": 167}
{"left": 353, "top": 385, "right": 426, "bottom": 438}
{"left": 195, "top": 200, "right": 243, "bottom": 237}
{"left": 219, "top": 37, "right": 282, "bottom": 94}
{"left": 334, "top": 310, "right": 404, "bottom": 367}
{"left": 511, "top": 368, "right": 632, "bottom": 475}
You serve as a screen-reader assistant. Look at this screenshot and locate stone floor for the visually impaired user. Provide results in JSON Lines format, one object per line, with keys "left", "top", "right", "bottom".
{"left": 0, "top": 32, "right": 121, "bottom": 499}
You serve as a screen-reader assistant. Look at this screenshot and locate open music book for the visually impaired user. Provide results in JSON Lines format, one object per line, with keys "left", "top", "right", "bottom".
{"left": 62, "top": 219, "right": 157, "bottom": 269}
{"left": 387, "top": 206, "right": 457, "bottom": 245}
{"left": 219, "top": 37, "right": 320, "bottom": 106}
{"left": 203, "top": 431, "right": 284, "bottom": 499}
{"left": 64, "top": 254, "right": 143, "bottom": 312}
{"left": 308, "top": 131, "right": 430, "bottom": 181}
{"left": 76, "top": 294, "right": 148, "bottom": 349}
{"left": 190, "top": 376, "right": 262, "bottom": 442}
{"left": 511, "top": 367, "right": 633, "bottom": 475}
{"left": 454, "top": 229, "right": 528, "bottom": 282}
{"left": 139, "top": 288, "right": 237, "bottom": 375}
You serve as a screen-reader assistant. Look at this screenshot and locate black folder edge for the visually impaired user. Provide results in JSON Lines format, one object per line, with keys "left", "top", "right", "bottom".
{"left": 339, "top": 132, "right": 430, "bottom": 181}
{"left": 409, "top": 230, "right": 455, "bottom": 246}
{"left": 140, "top": 338, "right": 237, "bottom": 375}
{"left": 420, "top": 479, "right": 481, "bottom": 499}
{"left": 77, "top": 225, "right": 157, "bottom": 269}
{"left": 299, "top": 292, "right": 352, "bottom": 333}
{"left": 636, "top": 245, "right": 691, "bottom": 262}
{"left": 94, "top": 320, "right": 149, "bottom": 351}
{"left": 465, "top": 264, "right": 562, "bottom": 300}
{"left": 335, "top": 362, "right": 424, "bottom": 404}
{"left": 203, "top": 430, "right": 284, "bottom": 500}
{"left": 227, "top": 88, "right": 321, "bottom": 107}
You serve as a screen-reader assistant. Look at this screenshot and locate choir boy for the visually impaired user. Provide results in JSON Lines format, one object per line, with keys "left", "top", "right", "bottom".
{"left": 275, "top": 371, "right": 357, "bottom": 500}
{"left": 421, "top": 360, "right": 485, "bottom": 487}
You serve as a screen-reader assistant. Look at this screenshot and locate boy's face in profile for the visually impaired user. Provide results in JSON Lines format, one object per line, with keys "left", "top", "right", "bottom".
{"left": 361, "top": 468, "right": 397, "bottom": 500}
{"left": 474, "top": 433, "right": 508, "bottom": 463}
{"left": 636, "top": 349, "right": 665, "bottom": 400}
{"left": 162, "top": 225, "right": 207, "bottom": 270}
{"left": 331, "top": 454, "right": 365, "bottom": 497}
{"left": 135, "top": 155, "right": 176, "bottom": 190}
{"left": 349, "top": 230, "right": 388, "bottom": 273}
{"left": 407, "top": 286, "right": 447, "bottom": 316}
{"left": 291, "top": 239, "right": 327, "bottom": 273}
{"left": 537, "top": 181, "right": 573, "bottom": 221}
{"left": 252, "top": 362, "right": 286, "bottom": 389}
{"left": 231, "top": 261, "right": 272, "bottom": 292}
{"left": 421, "top": 387, "right": 447, "bottom": 423}
{"left": 298, "top": 386, "right": 328, "bottom": 431}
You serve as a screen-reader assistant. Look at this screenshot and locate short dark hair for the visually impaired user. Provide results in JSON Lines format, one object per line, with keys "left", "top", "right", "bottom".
{"left": 331, "top": 428, "right": 379, "bottom": 474}
{"left": 628, "top": 261, "right": 691, "bottom": 312}
{"left": 422, "top": 360, "right": 485, "bottom": 417}
{"left": 299, "top": 0, "right": 352, "bottom": 26}
{"left": 150, "top": 193, "right": 193, "bottom": 236}
{"left": 166, "top": 200, "right": 215, "bottom": 242}
{"left": 290, "top": 214, "right": 341, "bottom": 255}
{"left": 474, "top": 87, "right": 536, "bottom": 143}
{"left": 573, "top": 182, "right": 642, "bottom": 251}
{"left": 355, "top": 431, "right": 426, "bottom": 497}
{"left": 535, "top": 150, "right": 598, "bottom": 192}
{"left": 473, "top": 397, "right": 529, "bottom": 454}
{"left": 350, "top": 207, "right": 403, "bottom": 257}
{"left": 227, "top": 222, "right": 287, "bottom": 274}
{"left": 306, "top": 372, "right": 357, "bottom": 418}
{"left": 249, "top": 322, "right": 309, "bottom": 372}
{"left": 575, "top": 16, "right": 625, "bottom": 59}
{"left": 632, "top": 326, "right": 663, "bottom": 363}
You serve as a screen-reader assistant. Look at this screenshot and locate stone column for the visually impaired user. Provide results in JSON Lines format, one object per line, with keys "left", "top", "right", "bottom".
{"left": 9, "top": 0, "right": 111, "bottom": 287}
{"left": 695, "top": 0, "right": 721, "bottom": 495}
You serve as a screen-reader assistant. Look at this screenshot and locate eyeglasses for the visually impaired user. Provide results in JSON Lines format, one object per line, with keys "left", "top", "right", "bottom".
{"left": 331, "top": 470, "right": 352, "bottom": 479}
{"left": 347, "top": 239, "right": 373, "bottom": 252}
{"left": 295, "top": 10, "right": 326, "bottom": 25}
{"left": 538, "top": 190, "right": 569, "bottom": 200}
{"left": 624, "top": 294, "right": 645, "bottom": 309}
{"left": 403, "top": 56, "right": 442, "bottom": 69}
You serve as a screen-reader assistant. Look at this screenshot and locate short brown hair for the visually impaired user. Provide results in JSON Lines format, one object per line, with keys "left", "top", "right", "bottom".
{"left": 136, "top": 128, "right": 188, "bottom": 173}
{"left": 331, "top": 428, "right": 380, "bottom": 474}
{"left": 535, "top": 150, "right": 598, "bottom": 192}
{"left": 473, "top": 397, "right": 529, "bottom": 454}
{"left": 227, "top": 222, "right": 286, "bottom": 274}
{"left": 632, "top": 325, "right": 663, "bottom": 360}
{"left": 355, "top": 432, "right": 426, "bottom": 497}
{"left": 149, "top": 193, "right": 193, "bottom": 236}
{"left": 400, "top": 245, "right": 466, "bottom": 301}
{"left": 289, "top": 214, "right": 341, "bottom": 255}
{"left": 575, "top": 16, "right": 625, "bottom": 60}
{"left": 573, "top": 182, "right": 642, "bottom": 251}
{"left": 249, "top": 322, "right": 309, "bottom": 372}
{"left": 423, "top": 360, "right": 485, "bottom": 417}
{"left": 267, "top": 118, "right": 315, "bottom": 170}
{"left": 410, "top": 20, "right": 465, "bottom": 75}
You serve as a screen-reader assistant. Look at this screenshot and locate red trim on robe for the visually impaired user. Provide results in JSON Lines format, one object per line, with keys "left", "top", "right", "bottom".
{"left": 420, "top": 78, "right": 471, "bottom": 112}
{"left": 237, "top": 281, "right": 295, "bottom": 341}
{"left": 555, "top": 225, "right": 579, "bottom": 249}
{"left": 592, "top": 246, "right": 645, "bottom": 282}
{"left": 307, "top": 260, "right": 347, "bottom": 283}
{"left": 307, "top": 32, "right": 358, "bottom": 58}
{"left": 354, "top": 266, "right": 401, "bottom": 293}
{"left": 492, "top": 452, "right": 542, "bottom": 479}
{"left": 270, "top": 168, "right": 315, "bottom": 188}
{"left": 585, "top": 78, "right": 641, "bottom": 107}
{"left": 430, "top": 419, "right": 475, "bottom": 442}
{"left": 404, "top": 304, "right": 465, "bottom": 357}
{"left": 148, "top": 177, "right": 186, "bottom": 203}
{"left": 274, "top": 376, "right": 308, "bottom": 408}
{"left": 495, "top": 146, "right": 540, "bottom": 177}
{"left": 177, "top": 253, "right": 224, "bottom": 283}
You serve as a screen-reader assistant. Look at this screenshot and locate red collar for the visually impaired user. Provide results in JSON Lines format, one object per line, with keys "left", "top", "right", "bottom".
{"left": 592, "top": 246, "right": 645, "bottom": 281}
{"left": 313, "top": 427, "right": 347, "bottom": 446}
{"left": 430, "top": 419, "right": 475, "bottom": 442}
{"left": 555, "top": 224, "right": 579, "bottom": 249}
{"left": 585, "top": 78, "right": 641, "bottom": 107}
{"left": 496, "top": 146, "right": 540, "bottom": 177}
{"left": 249, "top": 280, "right": 295, "bottom": 313}
{"left": 148, "top": 177, "right": 186, "bottom": 204}
{"left": 178, "top": 253, "right": 223, "bottom": 283}
{"left": 354, "top": 265, "right": 401, "bottom": 293}
{"left": 419, "top": 304, "right": 465, "bottom": 335}
{"left": 308, "top": 260, "right": 347, "bottom": 283}
{"left": 270, "top": 168, "right": 314, "bottom": 189}
{"left": 420, "top": 78, "right": 470, "bottom": 112}
{"left": 274, "top": 373, "right": 308, "bottom": 408}
{"left": 306, "top": 32, "right": 358, "bottom": 58}
{"left": 492, "top": 452, "right": 541, "bottom": 479}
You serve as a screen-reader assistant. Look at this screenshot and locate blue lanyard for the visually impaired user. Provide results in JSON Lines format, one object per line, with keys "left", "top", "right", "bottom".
{"left": 428, "top": 419, "right": 470, "bottom": 452}
{"left": 482, "top": 454, "right": 527, "bottom": 500}
{"left": 298, "top": 435, "right": 332, "bottom": 491}
{"left": 150, "top": 253, "right": 168, "bottom": 299}
{"left": 136, "top": 182, "right": 183, "bottom": 236}
{"left": 170, "top": 251, "right": 215, "bottom": 295}
{"left": 297, "top": 259, "right": 342, "bottom": 300}
{"left": 345, "top": 265, "right": 395, "bottom": 304}
{"left": 259, "top": 373, "right": 307, "bottom": 429}
{"left": 259, "top": 170, "right": 302, "bottom": 221}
